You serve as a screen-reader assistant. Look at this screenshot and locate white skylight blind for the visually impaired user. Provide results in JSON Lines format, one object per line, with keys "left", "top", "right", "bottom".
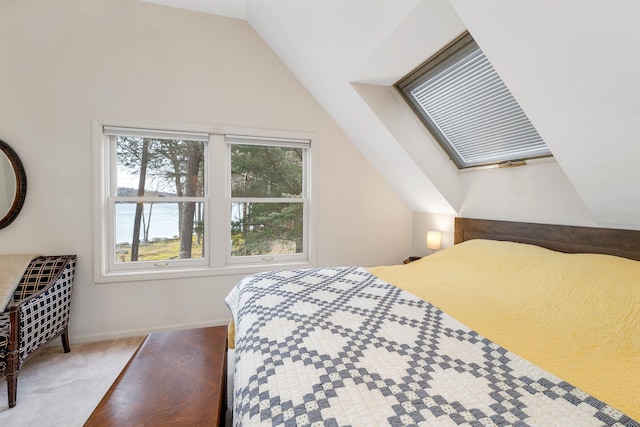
{"left": 397, "top": 33, "right": 551, "bottom": 168}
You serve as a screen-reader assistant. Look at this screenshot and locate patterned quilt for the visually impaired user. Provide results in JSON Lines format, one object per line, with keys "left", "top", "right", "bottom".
{"left": 225, "top": 266, "right": 639, "bottom": 427}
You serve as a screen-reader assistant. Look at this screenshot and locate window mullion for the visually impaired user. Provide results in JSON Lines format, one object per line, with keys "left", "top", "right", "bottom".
{"left": 111, "top": 196, "right": 206, "bottom": 203}
{"left": 229, "top": 197, "right": 304, "bottom": 203}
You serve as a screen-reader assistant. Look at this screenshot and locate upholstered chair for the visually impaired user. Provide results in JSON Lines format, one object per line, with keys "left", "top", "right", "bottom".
{"left": 0, "top": 255, "right": 76, "bottom": 407}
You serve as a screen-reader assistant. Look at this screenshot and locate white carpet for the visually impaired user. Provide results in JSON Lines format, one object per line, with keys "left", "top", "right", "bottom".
{"left": 0, "top": 336, "right": 144, "bottom": 427}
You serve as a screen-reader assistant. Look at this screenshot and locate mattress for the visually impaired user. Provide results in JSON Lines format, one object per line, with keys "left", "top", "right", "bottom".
{"left": 369, "top": 239, "right": 640, "bottom": 419}
{"left": 225, "top": 241, "right": 640, "bottom": 425}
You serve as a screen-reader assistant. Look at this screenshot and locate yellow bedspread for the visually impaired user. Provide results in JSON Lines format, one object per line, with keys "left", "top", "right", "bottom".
{"left": 369, "top": 239, "right": 640, "bottom": 420}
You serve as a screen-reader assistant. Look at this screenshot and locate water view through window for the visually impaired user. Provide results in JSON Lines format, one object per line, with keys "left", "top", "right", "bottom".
{"left": 113, "top": 135, "right": 206, "bottom": 263}
{"left": 115, "top": 202, "right": 180, "bottom": 244}
{"left": 114, "top": 202, "right": 204, "bottom": 263}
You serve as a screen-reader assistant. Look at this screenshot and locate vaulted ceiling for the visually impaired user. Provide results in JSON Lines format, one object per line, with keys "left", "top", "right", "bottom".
{"left": 141, "top": 0, "right": 640, "bottom": 228}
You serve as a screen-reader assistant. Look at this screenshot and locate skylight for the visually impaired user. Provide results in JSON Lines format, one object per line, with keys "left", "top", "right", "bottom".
{"left": 396, "top": 33, "right": 552, "bottom": 169}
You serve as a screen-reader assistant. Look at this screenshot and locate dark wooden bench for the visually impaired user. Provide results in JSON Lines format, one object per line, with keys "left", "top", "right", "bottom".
{"left": 85, "top": 326, "right": 227, "bottom": 426}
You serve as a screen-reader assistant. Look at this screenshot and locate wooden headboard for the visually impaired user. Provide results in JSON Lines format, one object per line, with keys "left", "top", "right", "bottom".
{"left": 454, "top": 217, "right": 640, "bottom": 261}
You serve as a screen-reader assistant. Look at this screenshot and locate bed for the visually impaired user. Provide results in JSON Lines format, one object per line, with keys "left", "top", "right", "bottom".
{"left": 225, "top": 217, "right": 640, "bottom": 426}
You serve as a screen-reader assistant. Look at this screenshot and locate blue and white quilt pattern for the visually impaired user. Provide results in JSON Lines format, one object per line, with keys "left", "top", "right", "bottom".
{"left": 225, "top": 266, "right": 639, "bottom": 427}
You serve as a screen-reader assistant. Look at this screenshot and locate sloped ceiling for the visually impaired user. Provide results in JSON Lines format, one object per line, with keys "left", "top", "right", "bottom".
{"left": 449, "top": 0, "right": 640, "bottom": 227}
{"left": 141, "top": 0, "right": 640, "bottom": 228}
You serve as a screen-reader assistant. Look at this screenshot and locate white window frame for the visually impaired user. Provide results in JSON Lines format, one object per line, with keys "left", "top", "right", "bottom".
{"left": 225, "top": 135, "right": 310, "bottom": 266}
{"left": 93, "top": 119, "right": 315, "bottom": 283}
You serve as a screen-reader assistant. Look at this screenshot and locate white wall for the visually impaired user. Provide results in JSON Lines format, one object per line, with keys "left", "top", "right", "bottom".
{"left": 449, "top": 0, "right": 640, "bottom": 229}
{"left": 458, "top": 160, "right": 597, "bottom": 227}
{"left": 347, "top": 0, "right": 604, "bottom": 249}
{"left": 411, "top": 212, "right": 455, "bottom": 257}
{"left": 410, "top": 157, "right": 598, "bottom": 256}
{"left": 0, "top": 0, "right": 411, "bottom": 342}
{"left": 237, "top": 0, "right": 640, "bottom": 251}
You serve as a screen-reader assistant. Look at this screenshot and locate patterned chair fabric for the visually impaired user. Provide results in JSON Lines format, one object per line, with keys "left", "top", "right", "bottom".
{"left": 0, "top": 255, "right": 76, "bottom": 408}
{"left": 0, "top": 314, "right": 8, "bottom": 372}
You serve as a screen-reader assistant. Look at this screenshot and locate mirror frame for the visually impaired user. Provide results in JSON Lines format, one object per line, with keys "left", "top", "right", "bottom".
{"left": 0, "top": 139, "right": 27, "bottom": 229}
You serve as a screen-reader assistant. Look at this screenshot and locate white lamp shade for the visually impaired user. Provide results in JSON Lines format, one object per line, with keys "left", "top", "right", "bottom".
{"left": 426, "top": 231, "right": 442, "bottom": 250}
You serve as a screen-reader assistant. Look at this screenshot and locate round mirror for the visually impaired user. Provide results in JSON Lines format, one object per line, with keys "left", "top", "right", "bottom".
{"left": 0, "top": 139, "right": 27, "bottom": 229}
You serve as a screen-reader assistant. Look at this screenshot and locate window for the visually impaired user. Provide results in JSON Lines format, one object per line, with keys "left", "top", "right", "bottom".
{"left": 95, "top": 123, "right": 313, "bottom": 282}
{"left": 102, "top": 127, "right": 209, "bottom": 274}
{"left": 396, "top": 32, "right": 552, "bottom": 169}
{"left": 227, "top": 135, "right": 309, "bottom": 264}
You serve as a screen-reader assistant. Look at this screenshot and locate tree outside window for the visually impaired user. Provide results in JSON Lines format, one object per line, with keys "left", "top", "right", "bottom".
{"left": 113, "top": 136, "right": 205, "bottom": 263}
{"left": 96, "top": 124, "right": 313, "bottom": 281}
{"left": 229, "top": 143, "right": 306, "bottom": 258}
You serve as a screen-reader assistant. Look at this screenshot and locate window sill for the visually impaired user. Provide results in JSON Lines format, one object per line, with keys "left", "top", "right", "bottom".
{"left": 94, "top": 260, "right": 315, "bottom": 284}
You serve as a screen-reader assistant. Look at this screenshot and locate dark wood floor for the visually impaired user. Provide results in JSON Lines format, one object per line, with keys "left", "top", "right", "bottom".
{"left": 84, "top": 326, "right": 227, "bottom": 427}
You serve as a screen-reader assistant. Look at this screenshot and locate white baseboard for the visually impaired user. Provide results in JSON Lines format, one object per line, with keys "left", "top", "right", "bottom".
{"left": 66, "top": 318, "right": 231, "bottom": 345}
